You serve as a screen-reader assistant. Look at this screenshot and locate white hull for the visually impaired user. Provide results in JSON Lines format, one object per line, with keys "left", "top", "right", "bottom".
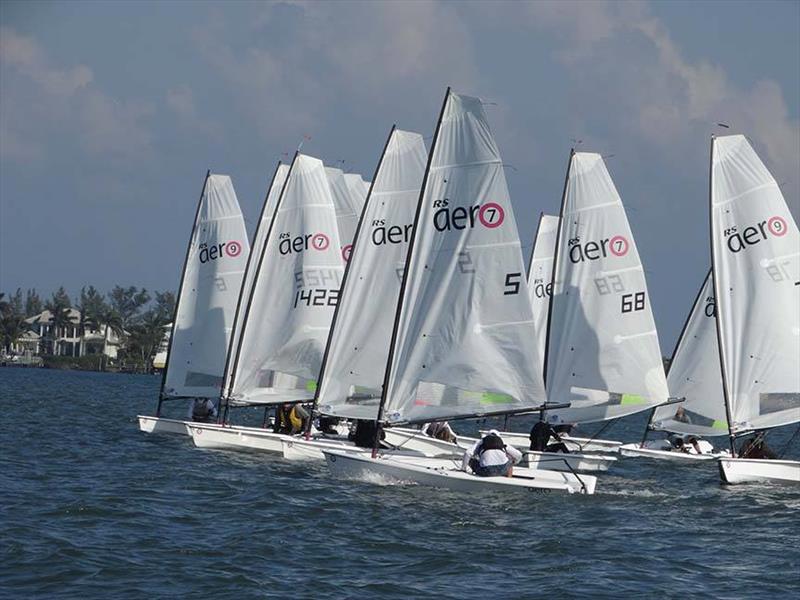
{"left": 718, "top": 458, "right": 800, "bottom": 485}
{"left": 480, "top": 429, "right": 621, "bottom": 453}
{"left": 138, "top": 415, "right": 199, "bottom": 436}
{"left": 619, "top": 442, "right": 726, "bottom": 462}
{"left": 189, "top": 423, "right": 286, "bottom": 453}
{"left": 521, "top": 451, "right": 617, "bottom": 472}
{"left": 383, "top": 428, "right": 470, "bottom": 456}
{"left": 323, "top": 450, "right": 597, "bottom": 495}
{"left": 281, "top": 438, "right": 429, "bottom": 462}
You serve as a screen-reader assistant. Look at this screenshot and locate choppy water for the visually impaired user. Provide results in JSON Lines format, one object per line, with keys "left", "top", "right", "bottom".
{"left": 1, "top": 368, "right": 798, "bottom": 599}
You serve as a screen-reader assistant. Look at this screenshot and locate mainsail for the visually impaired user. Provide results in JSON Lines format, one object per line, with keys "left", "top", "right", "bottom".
{"left": 545, "top": 152, "right": 668, "bottom": 424}
{"left": 226, "top": 153, "right": 343, "bottom": 404}
{"left": 162, "top": 173, "right": 250, "bottom": 399}
{"left": 379, "top": 90, "right": 547, "bottom": 425}
{"left": 223, "top": 162, "right": 290, "bottom": 390}
{"left": 711, "top": 134, "right": 800, "bottom": 433}
{"left": 317, "top": 128, "right": 427, "bottom": 420}
{"left": 527, "top": 213, "right": 559, "bottom": 371}
{"left": 652, "top": 270, "right": 728, "bottom": 436}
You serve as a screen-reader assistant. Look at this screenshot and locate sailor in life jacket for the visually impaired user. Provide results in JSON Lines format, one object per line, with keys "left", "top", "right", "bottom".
{"left": 188, "top": 398, "right": 218, "bottom": 423}
{"left": 273, "top": 403, "right": 310, "bottom": 435}
{"left": 462, "top": 430, "right": 522, "bottom": 477}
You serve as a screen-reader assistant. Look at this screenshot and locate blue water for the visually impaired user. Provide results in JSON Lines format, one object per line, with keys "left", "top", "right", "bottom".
{"left": 1, "top": 368, "right": 798, "bottom": 599}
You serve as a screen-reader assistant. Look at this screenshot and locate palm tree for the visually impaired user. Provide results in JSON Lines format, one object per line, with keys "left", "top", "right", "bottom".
{"left": 45, "top": 301, "right": 72, "bottom": 356}
{"left": 96, "top": 308, "right": 124, "bottom": 370}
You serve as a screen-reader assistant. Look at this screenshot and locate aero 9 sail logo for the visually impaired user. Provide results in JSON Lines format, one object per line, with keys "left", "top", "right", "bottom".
{"left": 199, "top": 241, "right": 242, "bottom": 263}
{"left": 724, "top": 215, "right": 788, "bottom": 253}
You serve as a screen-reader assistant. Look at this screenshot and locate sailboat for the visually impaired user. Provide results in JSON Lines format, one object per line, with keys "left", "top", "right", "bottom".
{"left": 281, "top": 127, "right": 430, "bottom": 460}
{"left": 189, "top": 152, "right": 349, "bottom": 452}
{"left": 709, "top": 135, "right": 800, "bottom": 484}
{"left": 322, "top": 89, "right": 596, "bottom": 494}
{"left": 619, "top": 270, "right": 731, "bottom": 460}
{"left": 535, "top": 151, "right": 671, "bottom": 454}
{"left": 138, "top": 172, "right": 250, "bottom": 435}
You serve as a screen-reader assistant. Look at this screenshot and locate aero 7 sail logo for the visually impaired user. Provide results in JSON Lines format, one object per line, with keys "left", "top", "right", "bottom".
{"left": 432, "top": 199, "right": 505, "bottom": 231}
{"left": 279, "top": 232, "right": 330, "bottom": 255}
{"left": 199, "top": 241, "right": 242, "bottom": 263}
{"left": 724, "top": 216, "right": 788, "bottom": 253}
{"left": 568, "top": 235, "right": 629, "bottom": 263}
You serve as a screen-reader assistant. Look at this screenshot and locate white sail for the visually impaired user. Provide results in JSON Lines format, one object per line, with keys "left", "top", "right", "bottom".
{"left": 545, "top": 152, "right": 668, "bottom": 424}
{"left": 380, "top": 90, "right": 547, "bottom": 425}
{"left": 227, "top": 154, "right": 344, "bottom": 404}
{"left": 653, "top": 271, "right": 729, "bottom": 436}
{"left": 344, "top": 173, "right": 369, "bottom": 211}
{"left": 326, "top": 167, "right": 362, "bottom": 262}
{"left": 527, "top": 213, "right": 559, "bottom": 370}
{"left": 163, "top": 174, "right": 250, "bottom": 398}
{"left": 318, "top": 129, "right": 427, "bottom": 420}
{"left": 711, "top": 134, "right": 800, "bottom": 433}
{"left": 223, "top": 163, "right": 290, "bottom": 393}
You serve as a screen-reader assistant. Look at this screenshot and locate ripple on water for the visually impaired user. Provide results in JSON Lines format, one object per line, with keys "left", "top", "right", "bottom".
{"left": 1, "top": 368, "right": 799, "bottom": 599}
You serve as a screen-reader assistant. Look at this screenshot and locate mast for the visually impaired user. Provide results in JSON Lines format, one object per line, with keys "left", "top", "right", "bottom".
{"left": 305, "top": 125, "right": 397, "bottom": 439}
{"left": 373, "top": 88, "right": 450, "bottom": 458}
{"left": 541, "top": 149, "right": 575, "bottom": 421}
{"left": 156, "top": 169, "right": 210, "bottom": 415}
{"left": 223, "top": 153, "right": 299, "bottom": 403}
{"left": 526, "top": 212, "right": 545, "bottom": 282}
{"left": 708, "top": 136, "right": 737, "bottom": 456}
{"left": 218, "top": 161, "right": 284, "bottom": 422}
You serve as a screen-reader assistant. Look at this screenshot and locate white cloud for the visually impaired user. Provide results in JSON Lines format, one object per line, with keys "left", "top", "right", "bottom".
{"left": 520, "top": 2, "right": 800, "bottom": 198}
{"left": 0, "top": 27, "right": 153, "bottom": 163}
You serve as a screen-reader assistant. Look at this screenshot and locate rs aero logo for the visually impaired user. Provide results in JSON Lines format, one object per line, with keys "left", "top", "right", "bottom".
{"left": 199, "top": 241, "right": 242, "bottom": 263}
{"left": 432, "top": 199, "right": 505, "bottom": 231}
{"left": 568, "top": 235, "right": 629, "bottom": 263}
{"left": 278, "top": 232, "right": 330, "bottom": 255}
{"left": 724, "top": 216, "right": 787, "bottom": 253}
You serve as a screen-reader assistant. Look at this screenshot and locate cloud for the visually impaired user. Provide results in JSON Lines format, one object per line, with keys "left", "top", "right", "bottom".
{"left": 166, "top": 86, "right": 197, "bottom": 119}
{"left": 520, "top": 2, "right": 800, "bottom": 198}
{"left": 0, "top": 27, "right": 153, "bottom": 163}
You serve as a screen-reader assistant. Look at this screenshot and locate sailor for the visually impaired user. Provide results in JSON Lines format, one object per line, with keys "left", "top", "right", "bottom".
{"left": 529, "top": 420, "right": 570, "bottom": 453}
{"left": 422, "top": 421, "right": 457, "bottom": 443}
{"left": 349, "top": 420, "right": 386, "bottom": 449}
{"left": 188, "top": 398, "right": 218, "bottom": 423}
{"left": 738, "top": 432, "right": 777, "bottom": 459}
{"left": 274, "top": 403, "right": 310, "bottom": 435}
{"left": 462, "top": 430, "right": 522, "bottom": 477}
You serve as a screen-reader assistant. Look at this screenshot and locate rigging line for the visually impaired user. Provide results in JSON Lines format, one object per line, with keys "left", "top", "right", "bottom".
{"left": 576, "top": 417, "right": 618, "bottom": 452}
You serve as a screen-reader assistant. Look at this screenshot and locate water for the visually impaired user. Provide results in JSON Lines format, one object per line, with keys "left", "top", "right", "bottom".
{"left": 2, "top": 368, "right": 798, "bottom": 599}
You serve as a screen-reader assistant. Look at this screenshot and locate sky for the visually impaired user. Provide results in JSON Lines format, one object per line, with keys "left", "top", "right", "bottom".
{"left": 1, "top": 0, "right": 798, "bottom": 350}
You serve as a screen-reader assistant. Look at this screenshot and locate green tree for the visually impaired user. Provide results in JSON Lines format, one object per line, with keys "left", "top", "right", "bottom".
{"left": 109, "top": 286, "right": 151, "bottom": 329}
{"left": 44, "top": 288, "right": 73, "bottom": 356}
{"left": 1, "top": 293, "right": 29, "bottom": 353}
{"left": 77, "top": 286, "right": 108, "bottom": 356}
{"left": 96, "top": 307, "right": 124, "bottom": 370}
{"left": 24, "top": 289, "right": 43, "bottom": 317}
